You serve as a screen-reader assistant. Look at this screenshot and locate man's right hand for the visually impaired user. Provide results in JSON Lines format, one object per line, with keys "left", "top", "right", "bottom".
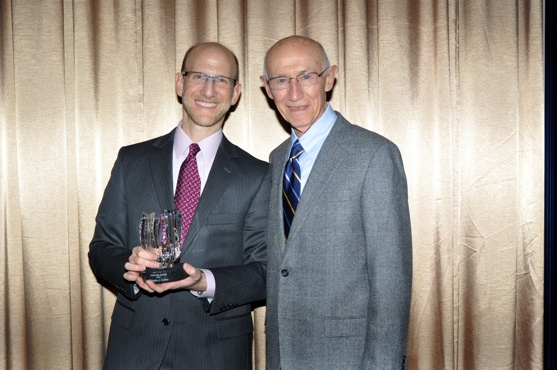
{"left": 124, "top": 246, "right": 160, "bottom": 291}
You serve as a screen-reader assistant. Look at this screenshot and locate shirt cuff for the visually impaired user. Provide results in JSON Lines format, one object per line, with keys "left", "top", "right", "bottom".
{"left": 190, "top": 268, "right": 215, "bottom": 299}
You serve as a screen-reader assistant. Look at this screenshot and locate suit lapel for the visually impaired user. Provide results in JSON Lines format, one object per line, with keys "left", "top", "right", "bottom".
{"left": 180, "top": 135, "right": 238, "bottom": 254}
{"left": 285, "top": 116, "right": 350, "bottom": 249}
{"left": 271, "top": 140, "right": 291, "bottom": 255}
{"left": 149, "top": 130, "right": 175, "bottom": 210}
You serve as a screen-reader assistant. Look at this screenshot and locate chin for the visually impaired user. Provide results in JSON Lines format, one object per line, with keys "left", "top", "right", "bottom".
{"left": 291, "top": 122, "right": 311, "bottom": 133}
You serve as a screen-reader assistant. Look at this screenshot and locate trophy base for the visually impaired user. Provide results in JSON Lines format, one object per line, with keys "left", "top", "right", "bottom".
{"left": 141, "top": 263, "right": 189, "bottom": 283}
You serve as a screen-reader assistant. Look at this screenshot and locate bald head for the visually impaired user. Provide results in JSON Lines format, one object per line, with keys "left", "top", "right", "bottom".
{"left": 181, "top": 42, "right": 239, "bottom": 81}
{"left": 263, "top": 36, "right": 330, "bottom": 78}
{"left": 259, "top": 35, "right": 338, "bottom": 136}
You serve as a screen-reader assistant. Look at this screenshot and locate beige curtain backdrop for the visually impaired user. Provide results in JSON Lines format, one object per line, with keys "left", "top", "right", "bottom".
{"left": 0, "top": 1, "right": 544, "bottom": 369}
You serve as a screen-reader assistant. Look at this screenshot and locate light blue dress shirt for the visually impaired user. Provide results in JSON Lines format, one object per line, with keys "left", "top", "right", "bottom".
{"left": 289, "top": 103, "right": 337, "bottom": 192}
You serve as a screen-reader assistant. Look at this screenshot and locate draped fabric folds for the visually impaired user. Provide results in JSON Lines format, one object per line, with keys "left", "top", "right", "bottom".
{"left": 0, "top": 1, "right": 543, "bottom": 369}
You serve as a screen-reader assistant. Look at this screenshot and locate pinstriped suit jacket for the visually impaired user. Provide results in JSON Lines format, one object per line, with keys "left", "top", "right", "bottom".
{"left": 265, "top": 113, "right": 412, "bottom": 370}
{"left": 89, "top": 129, "right": 270, "bottom": 369}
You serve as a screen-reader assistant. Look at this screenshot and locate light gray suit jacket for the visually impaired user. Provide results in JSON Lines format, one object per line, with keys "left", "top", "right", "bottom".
{"left": 266, "top": 113, "right": 412, "bottom": 370}
{"left": 89, "top": 129, "right": 270, "bottom": 369}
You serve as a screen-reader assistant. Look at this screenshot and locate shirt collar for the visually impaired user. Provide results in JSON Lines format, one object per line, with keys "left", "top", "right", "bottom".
{"left": 174, "top": 120, "right": 222, "bottom": 163}
{"left": 292, "top": 103, "right": 337, "bottom": 159}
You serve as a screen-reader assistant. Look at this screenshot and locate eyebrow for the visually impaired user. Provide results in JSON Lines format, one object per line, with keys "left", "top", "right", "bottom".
{"left": 269, "top": 69, "right": 315, "bottom": 78}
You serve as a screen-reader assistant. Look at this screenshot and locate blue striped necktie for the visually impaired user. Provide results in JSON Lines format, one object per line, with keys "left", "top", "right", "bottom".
{"left": 283, "top": 139, "right": 304, "bottom": 240}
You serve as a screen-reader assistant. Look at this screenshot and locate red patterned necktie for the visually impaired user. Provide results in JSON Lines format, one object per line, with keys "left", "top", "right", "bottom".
{"left": 175, "top": 143, "right": 201, "bottom": 241}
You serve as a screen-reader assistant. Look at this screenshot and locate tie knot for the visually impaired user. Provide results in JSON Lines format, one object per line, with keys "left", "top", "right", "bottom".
{"left": 290, "top": 140, "right": 304, "bottom": 160}
{"left": 188, "top": 143, "right": 201, "bottom": 160}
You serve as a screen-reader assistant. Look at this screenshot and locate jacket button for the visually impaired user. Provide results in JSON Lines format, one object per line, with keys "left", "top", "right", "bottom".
{"left": 162, "top": 318, "right": 169, "bottom": 326}
{"left": 281, "top": 269, "right": 289, "bottom": 277}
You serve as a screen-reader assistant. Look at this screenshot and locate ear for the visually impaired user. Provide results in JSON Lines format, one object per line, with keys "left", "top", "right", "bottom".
{"left": 175, "top": 72, "right": 184, "bottom": 97}
{"left": 231, "top": 83, "right": 242, "bottom": 106}
{"left": 324, "top": 65, "right": 338, "bottom": 92}
{"left": 260, "top": 75, "right": 274, "bottom": 100}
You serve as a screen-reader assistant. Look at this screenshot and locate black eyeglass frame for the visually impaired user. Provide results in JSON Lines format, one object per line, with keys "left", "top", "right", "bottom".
{"left": 181, "top": 71, "right": 237, "bottom": 87}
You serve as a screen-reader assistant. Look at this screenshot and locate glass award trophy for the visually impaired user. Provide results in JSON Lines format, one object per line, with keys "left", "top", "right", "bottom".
{"left": 139, "top": 210, "right": 188, "bottom": 283}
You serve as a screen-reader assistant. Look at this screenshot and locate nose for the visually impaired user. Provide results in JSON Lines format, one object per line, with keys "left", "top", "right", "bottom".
{"left": 287, "top": 79, "right": 304, "bottom": 101}
{"left": 200, "top": 77, "right": 216, "bottom": 97}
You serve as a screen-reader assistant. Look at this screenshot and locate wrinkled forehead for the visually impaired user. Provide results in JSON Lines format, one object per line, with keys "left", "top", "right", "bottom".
{"left": 265, "top": 39, "right": 324, "bottom": 76}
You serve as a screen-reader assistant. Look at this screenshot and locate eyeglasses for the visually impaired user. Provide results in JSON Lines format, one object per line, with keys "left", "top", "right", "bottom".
{"left": 266, "top": 67, "right": 330, "bottom": 90}
{"left": 182, "top": 71, "right": 237, "bottom": 89}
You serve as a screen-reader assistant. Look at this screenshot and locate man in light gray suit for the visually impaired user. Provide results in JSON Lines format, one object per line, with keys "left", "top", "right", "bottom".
{"left": 260, "top": 35, "right": 412, "bottom": 369}
{"left": 89, "top": 42, "right": 270, "bottom": 369}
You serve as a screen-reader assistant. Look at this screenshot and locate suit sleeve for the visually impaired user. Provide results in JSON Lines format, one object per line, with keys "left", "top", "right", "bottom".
{"left": 204, "top": 165, "right": 272, "bottom": 315}
{"left": 361, "top": 141, "right": 412, "bottom": 369}
{"left": 88, "top": 149, "right": 138, "bottom": 300}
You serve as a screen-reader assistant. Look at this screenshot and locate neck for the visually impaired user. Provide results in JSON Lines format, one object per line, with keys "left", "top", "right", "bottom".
{"left": 181, "top": 118, "right": 222, "bottom": 142}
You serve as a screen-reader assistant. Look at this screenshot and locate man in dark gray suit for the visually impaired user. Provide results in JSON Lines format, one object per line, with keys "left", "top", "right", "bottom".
{"left": 260, "top": 35, "right": 412, "bottom": 369}
{"left": 89, "top": 42, "right": 270, "bottom": 369}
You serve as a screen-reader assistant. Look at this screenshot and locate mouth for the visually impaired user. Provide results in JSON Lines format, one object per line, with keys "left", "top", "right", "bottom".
{"left": 288, "top": 105, "right": 308, "bottom": 111}
{"left": 196, "top": 100, "right": 218, "bottom": 108}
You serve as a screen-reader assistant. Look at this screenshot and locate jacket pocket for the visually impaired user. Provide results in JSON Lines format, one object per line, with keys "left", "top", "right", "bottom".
{"left": 216, "top": 313, "right": 254, "bottom": 340}
{"left": 325, "top": 317, "right": 366, "bottom": 337}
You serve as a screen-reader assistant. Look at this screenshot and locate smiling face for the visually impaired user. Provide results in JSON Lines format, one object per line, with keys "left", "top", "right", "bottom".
{"left": 261, "top": 36, "right": 337, "bottom": 137}
{"left": 176, "top": 43, "right": 242, "bottom": 141}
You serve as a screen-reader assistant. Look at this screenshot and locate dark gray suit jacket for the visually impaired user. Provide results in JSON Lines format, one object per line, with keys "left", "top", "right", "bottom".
{"left": 89, "top": 129, "right": 270, "bottom": 369}
{"left": 266, "top": 113, "right": 412, "bottom": 370}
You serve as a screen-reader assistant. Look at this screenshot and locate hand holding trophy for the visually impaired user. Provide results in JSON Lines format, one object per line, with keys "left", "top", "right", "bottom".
{"left": 139, "top": 210, "right": 188, "bottom": 283}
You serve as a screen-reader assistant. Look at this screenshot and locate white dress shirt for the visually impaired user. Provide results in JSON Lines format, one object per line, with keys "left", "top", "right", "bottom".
{"left": 173, "top": 121, "right": 221, "bottom": 299}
